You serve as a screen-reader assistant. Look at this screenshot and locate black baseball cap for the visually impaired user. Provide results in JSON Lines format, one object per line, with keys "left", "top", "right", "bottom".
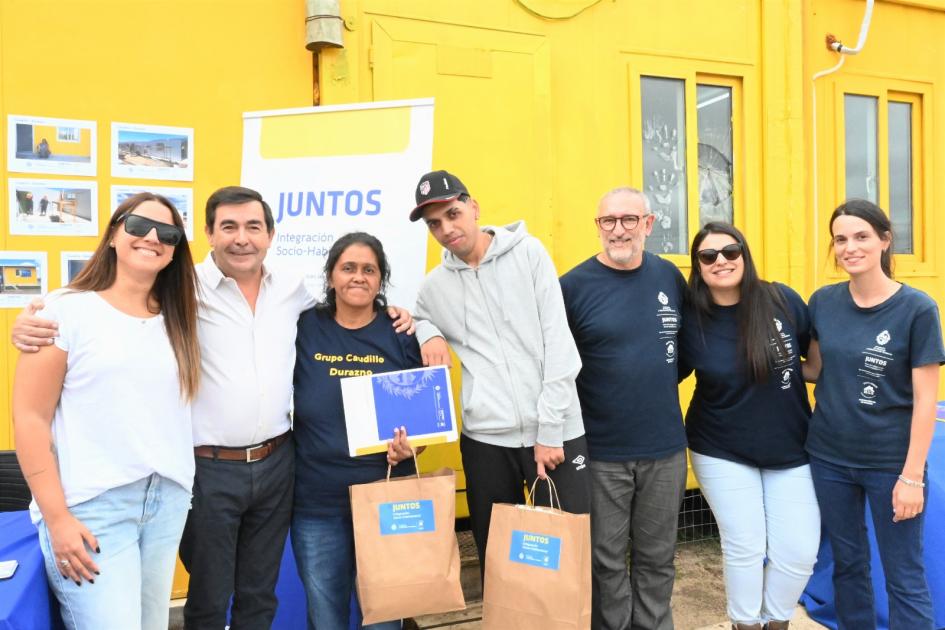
{"left": 409, "top": 170, "right": 469, "bottom": 222}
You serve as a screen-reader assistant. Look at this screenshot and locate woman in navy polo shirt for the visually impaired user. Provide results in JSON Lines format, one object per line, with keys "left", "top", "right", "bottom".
{"left": 680, "top": 222, "right": 819, "bottom": 630}
{"left": 804, "top": 199, "right": 943, "bottom": 629}
{"left": 291, "top": 232, "right": 420, "bottom": 630}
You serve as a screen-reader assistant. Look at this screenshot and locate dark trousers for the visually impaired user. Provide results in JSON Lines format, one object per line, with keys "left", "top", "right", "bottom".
{"left": 460, "top": 433, "right": 591, "bottom": 579}
{"left": 179, "top": 438, "right": 295, "bottom": 630}
{"left": 588, "top": 450, "right": 688, "bottom": 630}
{"left": 810, "top": 456, "right": 933, "bottom": 630}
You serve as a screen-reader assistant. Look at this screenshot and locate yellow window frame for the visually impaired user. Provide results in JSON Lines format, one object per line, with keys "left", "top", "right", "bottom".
{"left": 832, "top": 77, "right": 932, "bottom": 277}
{"left": 627, "top": 55, "right": 754, "bottom": 271}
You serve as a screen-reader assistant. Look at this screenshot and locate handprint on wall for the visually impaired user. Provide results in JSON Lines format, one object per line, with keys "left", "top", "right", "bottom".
{"left": 648, "top": 168, "right": 677, "bottom": 206}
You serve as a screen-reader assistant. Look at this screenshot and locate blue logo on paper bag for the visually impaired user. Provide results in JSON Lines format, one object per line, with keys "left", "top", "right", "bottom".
{"left": 379, "top": 500, "right": 435, "bottom": 535}
{"left": 372, "top": 368, "right": 452, "bottom": 438}
{"left": 509, "top": 530, "right": 561, "bottom": 570}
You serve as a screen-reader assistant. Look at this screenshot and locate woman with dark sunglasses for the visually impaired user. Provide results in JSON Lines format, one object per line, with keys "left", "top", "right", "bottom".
{"left": 679, "top": 222, "right": 819, "bottom": 630}
{"left": 13, "top": 192, "right": 200, "bottom": 630}
{"left": 803, "top": 200, "right": 943, "bottom": 629}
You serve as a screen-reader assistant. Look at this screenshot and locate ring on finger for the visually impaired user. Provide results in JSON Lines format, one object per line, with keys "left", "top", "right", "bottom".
{"left": 59, "top": 559, "right": 70, "bottom": 567}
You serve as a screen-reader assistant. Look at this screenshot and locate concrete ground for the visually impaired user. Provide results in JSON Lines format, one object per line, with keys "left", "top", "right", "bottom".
{"left": 169, "top": 534, "right": 828, "bottom": 629}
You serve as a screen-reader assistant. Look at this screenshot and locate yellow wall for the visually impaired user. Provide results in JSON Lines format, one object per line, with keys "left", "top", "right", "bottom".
{"left": 32, "top": 124, "right": 92, "bottom": 158}
{"left": 0, "top": 0, "right": 314, "bottom": 451}
{"left": 2, "top": 0, "right": 945, "bottom": 595}
{"left": 2, "top": 267, "right": 36, "bottom": 286}
{"left": 318, "top": 0, "right": 945, "bottom": 488}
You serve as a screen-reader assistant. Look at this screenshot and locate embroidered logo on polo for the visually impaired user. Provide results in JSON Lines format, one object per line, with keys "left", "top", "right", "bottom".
{"left": 656, "top": 291, "right": 680, "bottom": 364}
{"left": 857, "top": 329, "right": 895, "bottom": 406}
{"left": 769, "top": 317, "right": 797, "bottom": 389}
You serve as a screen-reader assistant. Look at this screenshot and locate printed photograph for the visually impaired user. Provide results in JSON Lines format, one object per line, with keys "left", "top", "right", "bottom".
{"left": 111, "top": 186, "right": 194, "bottom": 241}
{"left": 7, "top": 115, "right": 97, "bottom": 177}
{"left": 111, "top": 122, "right": 194, "bottom": 181}
{"left": 9, "top": 179, "right": 99, "bottom": 237}
{"left": 60, "top": 251, "right": 93, "bottom": 287}
{"left": 0, "top": 251, "right": 47, "bottom": 308}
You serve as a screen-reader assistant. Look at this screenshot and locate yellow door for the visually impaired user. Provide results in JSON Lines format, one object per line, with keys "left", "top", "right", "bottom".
{"left": 368, "top": 14, "right": 555, "bottom": 516}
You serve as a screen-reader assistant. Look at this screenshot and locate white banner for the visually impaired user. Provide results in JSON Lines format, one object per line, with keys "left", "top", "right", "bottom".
{"left": 241, "top": 99, "right": 434, "bottom": 308}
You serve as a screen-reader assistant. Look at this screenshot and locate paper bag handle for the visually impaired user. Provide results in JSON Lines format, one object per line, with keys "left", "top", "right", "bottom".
{"left": 385, "top": 446, "right": 421, "bottom": 482}
{"left": 526, "top": 476, "right": 562, "bottom": 511}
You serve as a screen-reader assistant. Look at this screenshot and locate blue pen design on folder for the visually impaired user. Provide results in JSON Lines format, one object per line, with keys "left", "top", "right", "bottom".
{"left": 371, "top": 368, "right": 452, "bottom": 439}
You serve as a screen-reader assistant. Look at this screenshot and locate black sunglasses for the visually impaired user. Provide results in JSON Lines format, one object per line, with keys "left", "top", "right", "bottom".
{"left": 116, "top": 213, "right": 183, "bottom": 246}
{"left": 696, "top": 243, "right": 743, "bottom": 266}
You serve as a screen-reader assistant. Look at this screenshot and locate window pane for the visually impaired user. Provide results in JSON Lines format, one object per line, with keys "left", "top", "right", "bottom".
{"left": 888, "top": 101, "right": 913, "bottom": 254}
{"left": 642, "top": 76, "right": 688, "bottom": 254}
{"left": 696, "top": 84, "right": 733, "bottom": 225}
{"left": 844, "top": 94, "right": 878, "bottom": 203}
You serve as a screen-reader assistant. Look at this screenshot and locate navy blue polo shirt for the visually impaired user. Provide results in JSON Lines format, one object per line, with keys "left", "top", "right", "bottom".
{"left": 560, "top": 252, "right": 688, "bottom": 461}
{"left": 293, "top": 309, "right": 421, "bottom": 517}
{"left": 680, "top": 283, "right": 812, "bottom": 469}
{"left": 806, "top": 282, "right": 945, "bottom": 470}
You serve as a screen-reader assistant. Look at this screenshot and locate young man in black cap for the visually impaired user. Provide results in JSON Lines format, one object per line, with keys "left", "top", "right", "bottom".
{"left": 411, "top": 170, "right": 591, "bottom": 575}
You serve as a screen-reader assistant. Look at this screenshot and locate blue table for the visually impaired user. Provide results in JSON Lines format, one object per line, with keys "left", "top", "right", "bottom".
{"left": 0, "top": 511, "right": 63, "bottom": 630}
{"left": 801, "top": 418, "right": 945, "bottom": 630}
{"left": 0, "top": 512, "right": 353, "bottom": 630}
{"left": 268, "top": 535, "right": 307, "bottom": 629}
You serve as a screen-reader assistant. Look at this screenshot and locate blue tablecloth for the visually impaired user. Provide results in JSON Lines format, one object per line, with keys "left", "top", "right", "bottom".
{"left": 801, "top": 418, "right": 945, "bottom": 630}
{"left": 269, "top": 534, "right": 307, "bottom": 629}
{"left": 0, "top": 511, "right": 62, "bottom": 630}
{"left": 0, "top": 512, "right": 347, "bottom": 630}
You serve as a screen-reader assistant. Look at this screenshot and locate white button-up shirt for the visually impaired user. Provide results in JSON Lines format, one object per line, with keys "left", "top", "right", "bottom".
{"left": 191, "top": 254, "right": 316, "bottom": 447}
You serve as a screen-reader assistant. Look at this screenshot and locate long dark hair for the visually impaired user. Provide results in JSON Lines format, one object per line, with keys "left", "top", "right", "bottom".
{"left": 688, "top": 222, "right": 790, "bottom": 383}
{"left": 70, "top": 192, "right": 200, "bottom": 400}
{"left": 829, "top": 199, "right": 894, "bottom": 278}
{"left": 316, "top": 232, "right": 391, "bottom": 314}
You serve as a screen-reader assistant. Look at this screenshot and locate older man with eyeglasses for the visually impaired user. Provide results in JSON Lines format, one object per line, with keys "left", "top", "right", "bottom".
{"left": 559, "top": 187, "right": 688, "bottom": 630}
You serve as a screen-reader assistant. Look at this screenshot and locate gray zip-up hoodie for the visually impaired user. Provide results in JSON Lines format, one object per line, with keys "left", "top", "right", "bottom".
{"left": 414, "top": 221, "right": 585, "bottom": 449}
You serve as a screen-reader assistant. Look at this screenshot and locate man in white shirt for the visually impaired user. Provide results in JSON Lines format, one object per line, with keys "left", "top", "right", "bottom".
{"left": 14, "top": 186, "right": 413, "bottom": 629}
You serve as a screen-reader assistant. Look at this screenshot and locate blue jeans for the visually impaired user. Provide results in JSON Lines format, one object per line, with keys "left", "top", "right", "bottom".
{"left": 291, "top": 513, "right": 401, "bottom": 630}
{"left": 809, "top": 456, "right": 933, "bottom": 630}
{"left": 37, "top": 474, "right": 190, "bottom": 630}
{"left": 691, "top": 454, "right": 819, "bottom": 624}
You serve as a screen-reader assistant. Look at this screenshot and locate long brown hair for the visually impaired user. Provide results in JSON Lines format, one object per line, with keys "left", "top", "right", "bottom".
{"left": 688, "top": 222, "right": 790, "bottom": 383}
{"left": 70, "top": 192, "right": 201, "bottom": 400}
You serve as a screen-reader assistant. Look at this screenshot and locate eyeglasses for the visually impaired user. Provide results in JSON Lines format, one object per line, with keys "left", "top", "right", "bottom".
{"left": 116, "top": 213, "right": 184, "bottom": 246}
{"left": 696, "top": 243, "right": 743, "bottom": 265}
{"left": 596, "top": 214, "right": 649, "bottom": 232}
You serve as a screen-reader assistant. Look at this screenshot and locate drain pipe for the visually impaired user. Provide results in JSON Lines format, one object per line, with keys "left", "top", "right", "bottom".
{"left": 810, "top": 0, "right": 875, "bottom": 280}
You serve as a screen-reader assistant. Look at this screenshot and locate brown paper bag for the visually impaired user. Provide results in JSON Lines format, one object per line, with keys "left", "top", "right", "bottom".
{"left": 350, "top": 465, "right": 466, "bottom": 624}
{"left": 483, "top": 478, "right": 592, "bottom": 630}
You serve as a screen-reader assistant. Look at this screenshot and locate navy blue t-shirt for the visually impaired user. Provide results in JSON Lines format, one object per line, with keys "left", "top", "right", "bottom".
{"left": 293, "top": 309, "right": 421, "bottom": 517}
{"left": 680, "top": 283, "right": 812, "bottom": 469}
{"left": 560, "top": 252, "right": 688, "bottom": 461}
{"left": 807, "top": 282, "right": 945, "bottom": 470}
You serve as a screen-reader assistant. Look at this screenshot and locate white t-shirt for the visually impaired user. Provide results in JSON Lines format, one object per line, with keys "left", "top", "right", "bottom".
{"left": 29, "top": 290, "right": 194, "bottom": 522}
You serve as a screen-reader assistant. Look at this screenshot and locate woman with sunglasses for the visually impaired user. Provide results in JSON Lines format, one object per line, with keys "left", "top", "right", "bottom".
{"left": 679, "top": 222, "right": 819, "bottom": 630}
{"left": 13, "top": 192, "right": 199, "bottom": 630}
{"left": 803, "top": 200, "right": 942, "bottom": 629}
{"left": 291, "top": 232, "right": 421, "bottom": 630}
